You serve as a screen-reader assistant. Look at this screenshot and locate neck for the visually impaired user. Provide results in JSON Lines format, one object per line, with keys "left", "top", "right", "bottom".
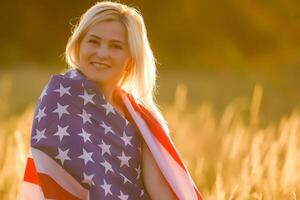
{"left": 98, "top": 83, "right": 125, "bottom": 117}
{"left": 97, "top": 82, "right": 119, "bottom": 105}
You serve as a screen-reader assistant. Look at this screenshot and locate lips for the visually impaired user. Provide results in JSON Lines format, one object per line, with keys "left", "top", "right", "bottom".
{"left": 90, "top": 61, "right": 111, "bottom": 69}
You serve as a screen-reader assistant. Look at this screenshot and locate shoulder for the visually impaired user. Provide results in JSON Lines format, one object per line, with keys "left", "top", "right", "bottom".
{"left": 37, "top": 68, "right": 99, "bottom": 102}
{"left": 31, "top": 69, "right": 100, "bottom": 138}
{"left": 34, "top": 68, "right": 100, "bottom": 118}
{"left": 45, "top": 69, "right": 86, "bottom": 92}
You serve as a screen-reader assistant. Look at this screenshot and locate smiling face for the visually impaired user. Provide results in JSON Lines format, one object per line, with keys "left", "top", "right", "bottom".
{"left": 78, "top": 20, "right": 131, "bottom": 91}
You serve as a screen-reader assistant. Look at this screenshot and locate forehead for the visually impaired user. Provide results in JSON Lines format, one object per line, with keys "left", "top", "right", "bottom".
{"left": 85, "top": 20, "right": 128, "bottom": 43}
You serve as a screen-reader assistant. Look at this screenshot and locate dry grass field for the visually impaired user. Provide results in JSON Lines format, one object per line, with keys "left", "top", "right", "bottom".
{"left": 0, "top": 81, "right": 299, "bottom": 200}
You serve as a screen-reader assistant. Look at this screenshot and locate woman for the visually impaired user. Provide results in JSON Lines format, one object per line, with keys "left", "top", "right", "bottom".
{"left": 21, "top": 1, "right": 202, "bottom": 200}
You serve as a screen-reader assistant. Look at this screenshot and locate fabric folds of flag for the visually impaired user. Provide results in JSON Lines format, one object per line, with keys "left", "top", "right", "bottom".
{"left": 120, "top": 91, "right": 204, "bottom": 200}
{"left": 20, "top": 69, "right": 204, "bottom": 200}
{"left": 21, "top": 149, "right": 87, "bottom": 200}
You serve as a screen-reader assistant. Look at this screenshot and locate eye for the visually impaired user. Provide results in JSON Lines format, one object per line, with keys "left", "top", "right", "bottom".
{"left": 111, "top": 44, "right": 122, "bottom": 49}
{"left": 88, "top": 39, "right": 99, "bottom": 44}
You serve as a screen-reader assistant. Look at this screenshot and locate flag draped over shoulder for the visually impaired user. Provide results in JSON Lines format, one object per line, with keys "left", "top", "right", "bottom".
{"left": 20, "top": 69, "right": 203, "bottom": 200}
{"left": 120, "top": 92, "right": 203, "bottom": 200}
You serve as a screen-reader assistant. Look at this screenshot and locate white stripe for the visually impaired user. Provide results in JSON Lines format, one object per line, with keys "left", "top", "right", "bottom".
{"left": 28, "top": 148, "right": 33, "bottom": 158}
{"left": 155, "top": 140, "right": 198, "bottom": 200}
{"left": 19, "top": 181, "right": 45, "bottom": 200}
{"left": 31, "top": 147, "right": 89, "bottom": 199}
{"left": 122, "top": 95, "right": 198, "bottom": 200}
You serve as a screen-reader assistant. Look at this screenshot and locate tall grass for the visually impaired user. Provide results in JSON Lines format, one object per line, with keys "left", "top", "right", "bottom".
{"left": 164, "top": 84, "right": 300, "bottom": 199}
{"left": 0, "top": 105, "right": 34, "bottom": 199}
{"left": 0, "top": 84, "right": 299, "bottom": 199}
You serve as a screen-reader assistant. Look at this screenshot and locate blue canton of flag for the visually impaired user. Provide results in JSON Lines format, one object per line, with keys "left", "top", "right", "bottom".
{"left": 31, "top": 69, "right": 151, "bottom": 199}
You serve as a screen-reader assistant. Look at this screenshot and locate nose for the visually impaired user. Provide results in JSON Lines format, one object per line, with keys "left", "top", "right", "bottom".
{"left": 96, "top": 44, "right": 110, "bottom": 59}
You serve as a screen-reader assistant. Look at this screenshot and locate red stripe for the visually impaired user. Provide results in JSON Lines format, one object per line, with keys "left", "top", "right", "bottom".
{"left": 123, "top": 92, "right": 204, "bottom": 200}
{"left": 23, "top": 158, "right": 40, "bottom": 185}
{"left": 23, "top": 158, "right": 82, "bottom": 199}
{"left": 117, "top": 92, "right": 180, "bottom": 199}
{"left": 38, "top": 173, "right": 81, "bottom": 200}
{"left": 126, "top": 94, "right": 186, "bottom": 169}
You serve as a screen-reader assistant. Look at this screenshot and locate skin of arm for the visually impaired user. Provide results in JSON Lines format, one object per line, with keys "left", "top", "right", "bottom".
{"left": 142, "top": 141, "right": 176, "bottom": 200}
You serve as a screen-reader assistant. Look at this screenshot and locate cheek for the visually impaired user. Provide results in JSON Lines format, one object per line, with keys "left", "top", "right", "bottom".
{"left": 79, "top": 44, "right": 92, "bottom": 61}
{"left": 78, "top": 46, "right": 85, "bottom": 63}
{"left": 115, "top": 53, "right": 130, "bottom": 66}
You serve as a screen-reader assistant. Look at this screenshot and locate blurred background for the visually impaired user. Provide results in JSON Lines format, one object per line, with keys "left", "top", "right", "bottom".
{"left": 1, "top": 0, "right": 300, "bottom": 123}
{"left": 1, "top": 0, "right": 300, "bottom": 199}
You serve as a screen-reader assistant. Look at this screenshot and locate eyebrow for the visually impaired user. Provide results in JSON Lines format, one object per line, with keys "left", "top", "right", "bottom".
{"left": 89, "top": 34, "right": 126, "bottom": 45}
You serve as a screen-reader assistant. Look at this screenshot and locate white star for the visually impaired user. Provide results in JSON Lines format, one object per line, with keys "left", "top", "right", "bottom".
{"left": 35, "top": 106, "right": 47, "bottom": 123}
{"left": 100, "top": 179, "right": 113, "bottom": 197}
{"left": 55, "top": 148, "right": 71, "bottom": 165}
{"left": 125, "top": 119, "right": 129, "bottom": 126}
{"left": 52, "top": 103, "right": 70, "bottom": 119}
{"left": 69, "top": 70, "right": 77, "bottom": 78}
{"left": 32, "top": 128, "right": 47, "bottom": 143}
{"left": 121, "top": 131, "right": 133, "bottom": 147}
{"left": 120, "top": 173, "right": 133, "bottom": 185}
{"left": 135, "top": 164, "right": 142, "bottom": 179}
{"left": 100, "top": 121, "right": 114, "bottom": 134}
{"left": 140, "top": 189, "right": 145, "bottom": 197}
{"left": 81, "top": 172, "right": 95, "bottom": 187}
{"left": 118, "top": 190, "right": 129, "bottom": 200}
{"left": 54, "top": 84, "right": 71, "bottom": 97}
{"left": 117, "top": 151, "right": 131, "bottom": 168}
{"left": 78, "top": 148, "right": 94, "bottom": 166}
{"left": 98, "top": 140, "right": 111, "bottom": 156}
{"left": 78, "top": 128, "right": 92, "bottom": 143}
{"left": 101, "top": 102, "right": 116, "bottom": 115}
{"left": 100, "top": 160, "right": 114, "bottom": 174}
{"left": 79, "top": 90, "right": 95, "bottom": 105}
{"left": 53, "top": 125, "right": 70, "bottom": 142}
{"left": 39, "top": 86, "right": 48, "bottom": 100}
{"left": 78, "top": 109, "right": 92, "bottom": 124}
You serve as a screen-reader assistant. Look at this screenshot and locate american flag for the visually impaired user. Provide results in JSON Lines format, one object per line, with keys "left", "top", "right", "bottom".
{"left": 21, "top": 69, "right": 150, "bottom": 199}
{"left": 20, "top": 69, "right": 203, "bottom": 200}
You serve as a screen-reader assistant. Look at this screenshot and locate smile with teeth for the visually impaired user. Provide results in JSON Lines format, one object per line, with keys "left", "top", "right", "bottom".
{"left": 91, "top": 62, "right": 110, "bottom": 69}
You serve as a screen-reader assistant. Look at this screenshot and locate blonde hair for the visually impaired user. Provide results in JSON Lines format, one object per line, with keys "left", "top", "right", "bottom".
{"left": 65, "top": 1, "right": 169, "bottom": 134}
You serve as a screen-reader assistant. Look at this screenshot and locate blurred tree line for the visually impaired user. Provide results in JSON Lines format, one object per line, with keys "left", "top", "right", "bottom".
{"left": 1, "top": 0, "right": 300, "bottom": 70}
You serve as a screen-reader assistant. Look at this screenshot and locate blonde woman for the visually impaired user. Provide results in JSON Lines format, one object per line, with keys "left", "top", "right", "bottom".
{"left": 21, "top": 1, "right": 203, "bottom": 199}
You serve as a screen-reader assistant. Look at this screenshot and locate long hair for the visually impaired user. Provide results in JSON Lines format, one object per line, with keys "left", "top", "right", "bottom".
{"left": 65, "top": 1, "right": 170, "bottom": 134}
